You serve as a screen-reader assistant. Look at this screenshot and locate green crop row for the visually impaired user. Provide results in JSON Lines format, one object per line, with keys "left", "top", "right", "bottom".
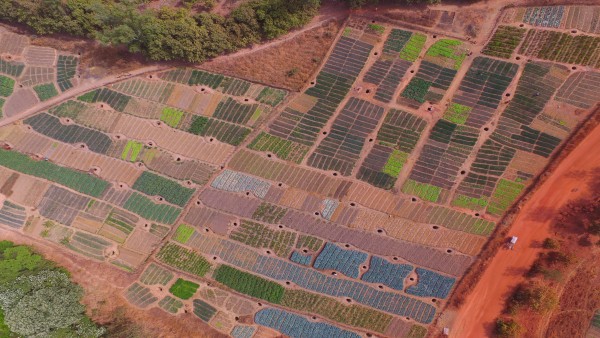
{"left": 169, "top": 278, "right": 199, "bottom": 300}
{"left": 33, "top": 83, "right": 59, "bottom": 102}
{"left": 368, "top": 23, "right": 385, "bottom": 35}
{"left": 132, "top": 171, "right": 194, "bottom": 207}
{"left": 229, "top": 220, "right": 296, "bottom": 257}
{"left": 160, "top": 107, "right": 184, "bottom": 128}
{"left": 280, "top": 289, "right": 392, "bottom": 333}
{"left": 402, "top": 179, "right": 442, "bottom": 202}
{"left": 248, "top": 132, "right": 309, "bottom": 164}
{"left": 382, "top": 150, "right": 408, "bottom": 178}
{"left": 173, "top": 224, "right": 195, "bottom": 244}
{"left": 121, "top": 140, "right": 144, "bottom": 162}
{"left": 213, "top": 265, "right": 284, "bottom": 304}
{"left": 123, "top": 193, "right": 181, "bottom": 224}
{"left": 399, "top": 33, "right": 426, "bottom": 62}
{"left": 252, "top": 202, "right": 287, "bottom": 224}
{"left": 401, "top": 78, "right": 431, "bottom": 103}
{"left": 0, "top": 75, "right": 15, "bottom": 97}
{"left": 256, "top": 87, "right": 286, "bottom": 107}
{"left": 426, "top": 39, "right": 466, "bottom": 70}
{"left": 188, "top": 116, "right": 251, "bottom": 146}
{"left": 295, "top": 234, "right": 323, "bottom": 252}
{"left": 482, "top": 26, "right": 526, "bottom": 59}
{"left": 451, "top": 194, "right": 488, "bottom": 210}
{"left": 0, "top": 149, "right": 108, "bottom": 197}
{"left": 487, "top": 179, "right": 524, "bottom": 216}
{"left": 156, "top": 242, "right": 212, "bottom": 277}
{"left": 443, "top": 102, "right": 472, "bottom": 125}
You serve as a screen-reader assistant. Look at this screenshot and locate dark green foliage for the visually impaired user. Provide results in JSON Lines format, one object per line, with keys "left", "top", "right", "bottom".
{"left": 401, "top": 77, "right": 432, "bottom": 103}
{"left": 168, "top": 278, "right": 199, "bottom": 300}
{"left": 156, "top": 242, "right": 211, "bottom": 277}
{"left": 542, "top": 238, "right": 560, "bottom": 250}
{"left": 495, "top": 318, "right": 521, "bottom": 337}
{"left": 189, "top": 116, "right": 209, "bottom": 135}
{"left": 0, "top": 0, "right": 320, "bottom": 63}
{"left": 132, "top": 171, "right": 195, "bottom": 207}
{"left": 188, "top": 115, "right": 251, "bottom": 146}
{"left": 214, "top": 265, "right": 284, "bottom": 303}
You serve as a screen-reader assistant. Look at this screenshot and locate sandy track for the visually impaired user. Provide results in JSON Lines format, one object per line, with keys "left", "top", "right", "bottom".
{"left": 450, "top": 121, "right": 600, "bottom": 337}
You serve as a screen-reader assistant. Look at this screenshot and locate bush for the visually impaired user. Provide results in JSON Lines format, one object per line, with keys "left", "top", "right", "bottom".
{"left": 542, "top": 238, "right": 560, "bottom": 250}
{"left": 546, "top": 251, "right": 573, "bottom": 265}
{"left": 494, "top": 318, "right": 521, "bottom": 337}
{"left": 508, "top": 283, "right": 558, "bottom": 314}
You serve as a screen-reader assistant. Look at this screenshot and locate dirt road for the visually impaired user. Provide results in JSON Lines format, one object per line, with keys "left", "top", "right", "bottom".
{"left": 450, "top": 122, "right": 600, "bottom": 337}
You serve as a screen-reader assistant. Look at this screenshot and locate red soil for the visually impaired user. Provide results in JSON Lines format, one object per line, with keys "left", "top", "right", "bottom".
{"left": 450, "top": 120, "right": 600, "bottom": 337}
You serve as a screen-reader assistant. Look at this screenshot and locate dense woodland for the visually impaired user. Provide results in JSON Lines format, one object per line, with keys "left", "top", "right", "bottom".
{"left": 0, "top": 0, "right": 436, "bottom": 63}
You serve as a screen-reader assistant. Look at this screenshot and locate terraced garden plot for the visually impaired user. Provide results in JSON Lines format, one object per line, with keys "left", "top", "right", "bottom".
{"left": 132, "top": 171, "right": 194, "bottom": 207}
{"left": 214, "top": 265, "right": 285, "bottom": 303}
{"left": 280, "top": 289, "right": 393, "bottom": 333}
{"left": 0, "top": 59, "right": 25, "bottom": 77}
{"left": 125, "top": 283, "right": 158, "bottom": 308}
{"left": 200, "top": 189, "right": 262, "bottom": 220}
{"left": 519, "top": 29, "right": 600, "bottom": 68}
{"left": 255, "top": 308, "right": 360, "bottom": 338}
{"left": 183, "top": 206, "right": 234, "bottom": 235}
{"left": 364, "top": 58, "right": 412, "bottom": 103}
{"left": 66, "top": 231, "right": 112, "bottom": 261}
{"left": 160, "top": 107, "right": 184, "bottom": 128}
{"left": 123, "top": 227, "right": 162, "bottom": 254}
{"left": 522, "top": 6, "right": 565, "bottom": 28}
{"left": 502, "top": 62, "right": 569, "bottom": 126}
{"left": 33, "top": 83, "right": 58, "bottom": 101}
{"left": 449, "top": 57, "right": 519, "bottom": 128}
{"left": 229, "top": 220, "right": 296, "bottom": 257}
{"left": 307, "top": 98, "right": 385, "bottom": 176}
{"left": 456, "top": 139, "right": 516, "bottom": 200}
{"left": 158, "top": 295, "right": 183, "bottom": 314}
{"left": 22, "top": 46, "right": 56, "bottom": 66}
{"left": 563, "top": 6, "right": 600, "bottom": 34}
{"left": 408, "top": 120, "right": 479, "bottom": 197}
{"left": 193, "top": 299, "right": 217, "bottom": 322}
{"left": 185, "top": 69, "right": 223, "bottom": 88}
{"left": 296, "top": 234, "right": 324, "bottom": 252}
{"left": 18, "top": 66, "right": 55, "bottom": 87}
{"left": 0, "top": 147, "right": 110, "bottom": 197}
{"left": 49, "top": 100, "right": 120, "bottom": 132}
{"left": 358, "top": 109, "right": 427, "bottom": 189}
{"left": 0, "top": 200, "right": 27, "bottom": 229}
{"left": 212, "top": 97, "right": 258, "bottom": 125}
{"left": 256, "top": 87, "right": 286, "bottom": 107}
{"left": 313, "top": 242, "right": 368, "bottom": 278}
{"left": 248, "top": 132, "right": 310, "bottom": 164}
{"left": 290, "top": 251, "right": 313, "bottom": 265}
{"left": 25, "top": 113, "right": 113, "bottom": 154}
{"left": 555, "top": 71, "right": 600, "bottom": 109}
{"left": 169, "top": 278, "right": 199, "bottom": 299}
{"left": 140, "top": 263, "right": 174, "bottom": 285}
{"left": 38, "top": 185, "right": 90, "bottom": 226}
{"left": 78, "top": 88, "right": 131, "bottom": 112}
{"left": 187, "top": 115, "right": 251, "bottom": 146}
{"left": 56, "top": 55, "right": 78, "bottom": 91}
{"left": 3, "top": 88, "right": 38, "bottom": 118}
{"left": 231, "top": 325, "right": 256, "bottom": 338}
{"left": 190, "top": 233, "right": 440, "bottom": 323}
{"left": 0, "top": 31, "right": 28, "bottom": 55}
{"left": 425, "top": 39, "right": 468, "bottom": 70}
{"left": 382, "top": 28, "right": 412, "bottom": 53}
{"left": 482, "top": 26, "right": 527, "bottom": 59}
{"left": 156, "top": 242, "right": 212, "bottom": 276}
{"left": 100, "top": 209, "right": 137, "bottom": 243}
{"left": 268, "top": 36, "right": 372, "bottom": 147}
{"left": 112, "top": 78, "right": 175, "bottom": 104}
{"left": 400, "top": 61, "right": 458, "bottom": 107}
{"left": 141, "top": 149, "right": 215, "bottom": 184}
{"left": 491, "top": 116, "right": 562, "bottom": 158}
{"left": 0, "top": 75, "right": 15, "bottom": 97}
{"left": 123, "top": 193, "right": 181, "bottom": 224}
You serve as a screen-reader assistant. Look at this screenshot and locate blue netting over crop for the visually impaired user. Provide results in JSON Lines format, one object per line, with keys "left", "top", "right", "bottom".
{"left": 321, "top": 199, "right": 339, "bottom": 220}
{"left": 211, "top": 170, "right": 270, "bottom": 198}
{"left": 290, "top": 251, "right": 312, "bottom": 266}
{"left": 361, "top": 256, "right": 413, "bottom": 291}
{"left": 406, "top": 268, "right": 456, "bottom": 299}
{"left": 231, "top": 325, "right": 256, "bottom": 338}
{"left": 313, "top": 243, "right": 368, "bottom": 278}
{"left": 255, "top": 308, "right": 360, "bottom": 338}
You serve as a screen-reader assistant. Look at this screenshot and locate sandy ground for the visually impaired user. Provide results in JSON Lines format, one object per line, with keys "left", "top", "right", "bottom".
{"left": 450, "top": 119, "right": 600, "bottom": 337}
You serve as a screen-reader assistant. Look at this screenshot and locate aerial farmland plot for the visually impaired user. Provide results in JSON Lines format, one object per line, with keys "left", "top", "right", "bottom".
{"left": 0, "top": 2, "right": 600, "bottom": 337}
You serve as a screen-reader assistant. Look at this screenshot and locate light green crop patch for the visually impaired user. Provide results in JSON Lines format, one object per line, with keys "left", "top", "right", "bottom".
{"left": 121, "top": 140, "right": 143, "bottom": 162}
{"left": 173, "top": 224, "right": 195, "bottom": 244}
{"left": 249, "top": 107, "right": 262, "bottom": 124}
{"left": 443, "top": 102, "right": 472, "bottom": 124}
{"left": 33, "top": 83, "right": 59, "bottom": 101}
{"left": 382, "top": 150, "right": 409, "bottom": 177}
{"left": 401, "top": 179, "right": 442, "bottom": 203}
{"left": 160, "top": 107, "right": 184, "bottom": 128}
{"left": 368, "top": 23, "right": 386, "bottom": 35}
{"left": 343, "top": 27, "right": 353, "bottom": 37}
{"left": 399, "top": 33, "right": 426, "bottom": 62}
{"left": 426, "top": 39, "right": 467, "bottom": 70}
{"left": 451, "top": 194, "right": 488, "bottom": 210}
{"left": 487, "top": 179, "right": 524, "bottom": 216}
{"left": 0, "top": 98, "right": 4, "bottom": 118}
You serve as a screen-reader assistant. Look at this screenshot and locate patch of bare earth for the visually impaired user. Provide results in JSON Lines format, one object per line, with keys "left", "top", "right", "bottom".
{"left": 201, "top": 20, "right": 341, "bottom": 91}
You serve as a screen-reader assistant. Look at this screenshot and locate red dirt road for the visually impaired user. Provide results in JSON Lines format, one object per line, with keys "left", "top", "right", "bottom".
{"left": 450, "top": 122, "right": 600, "bottom": 337}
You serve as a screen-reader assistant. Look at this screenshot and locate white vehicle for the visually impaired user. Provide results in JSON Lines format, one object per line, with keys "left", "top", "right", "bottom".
{"left": 507, "top": 236, "right": 518, "bottom": 250}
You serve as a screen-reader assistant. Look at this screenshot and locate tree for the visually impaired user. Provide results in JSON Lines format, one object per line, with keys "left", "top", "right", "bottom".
{"left": 495, "top": 318, "right": 521, "bottom": 337}
{"left": 542, "top": 238, "right": 560, "bottom": 249}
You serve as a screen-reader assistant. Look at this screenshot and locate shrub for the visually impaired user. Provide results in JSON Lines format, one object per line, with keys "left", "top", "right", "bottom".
{"left": 546, "top": 251, "right": 573, "bottom": 265}
{"left": 508, "top": 283, "right": 558, "bottom": 314}
{"left": 542, "top": 238, "right": 560, "bottom": 250}
{"left": 494, "top": 318, "right": 521, "bottom": 337}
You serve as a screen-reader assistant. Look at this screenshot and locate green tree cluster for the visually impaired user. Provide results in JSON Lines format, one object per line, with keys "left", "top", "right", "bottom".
{"left": 0, "top": 241, "right": 104, "bottom": 337}
{"left": 344, "top": 0, "right": 440, "bottom": 9}
{"left": 0, "top": 0, "right": 320, "bottom": 62}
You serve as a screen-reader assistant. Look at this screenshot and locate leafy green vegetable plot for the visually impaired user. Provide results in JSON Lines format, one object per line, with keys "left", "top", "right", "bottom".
{"left": 382, "top": 150, "right": 408, "bottom": 177}
{"left": 443, "top": 102, "right": 472, "bottom": 124}
{"left": 121, "top": 140, "right": 143, "bottom": 162}
{"left": 188, "top": 116, "right": 209, "bottom": 135}
{"left": 368, "top": 23, "right": 385, "bottom": 35}
{"left": 132, "top": 171, "right": 194, "bottom": 207}
{"left": 33, "top": 83, "right": 59, "bottom": 101}
{"left": 160, "top": 107, "right": 184, "bottom": 128}
{"left": 169, "top": 278, "right": 199, "bottom": 300}
{"left": 401, "top": 179, "right": 442, "bottom": 202}
{"left": 401, "top": 77, "right": 432, "bottom": 103}
{"left": 173, "top": 224, "right": 195, "bottom": 244}
{"left": 426, "top": 39, "right": 466, "bottom": 70}
{"left": 451, "top": 194, "right": 488, "bottom": 210}
{"left": 0, "top": 76, "right": 15, "bottom": 97}
{"left": 487, "top": 179, "right": 524, "bottom": 216}
{"left": 399, "top": 33, "right": 426, "bottom": 62}
{"left": 156, "top": 242, "right": 211, "bottom": 277}
{"left": 214, "top": 265, "right": 284, "bottom": 304}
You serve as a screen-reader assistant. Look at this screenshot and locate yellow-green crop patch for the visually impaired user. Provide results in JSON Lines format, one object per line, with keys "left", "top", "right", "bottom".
{"left": 426, "top": 39, "right": 467, "bottom": 70}
{"left": 173, "top": 224, "right": 195, "bottom": 244}
{"left": 382, "top": 150, "right": 409, "bottom": 177}
{"left": 399, "top": 33, "right": 427, "bottom": 62}
{"left": 160, "top": 107, "right": 184, "bottom": 128}
{"left": 487, "top": 179, "right": 524, "bottom": 216}
{"left": 451, "top": 194, "right": 488, "bottom": 210}
{"left": 121, "top": 140, "right": 144, "bottom": 162}
{"left": 402, "top": 179, "right": 442, "bottom": 203}
{"left": 443, "top": 102, "right": 472, "bottom": 125}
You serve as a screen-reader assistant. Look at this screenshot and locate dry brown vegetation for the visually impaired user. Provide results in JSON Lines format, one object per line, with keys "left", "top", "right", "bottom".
{"left": 202, "top": 20, "right": 341, "bottom": 91}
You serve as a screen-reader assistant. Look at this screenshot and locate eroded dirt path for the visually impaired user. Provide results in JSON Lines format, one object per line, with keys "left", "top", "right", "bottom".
{"left": 450, "top": 121, "right": 600, "bottom": 337}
